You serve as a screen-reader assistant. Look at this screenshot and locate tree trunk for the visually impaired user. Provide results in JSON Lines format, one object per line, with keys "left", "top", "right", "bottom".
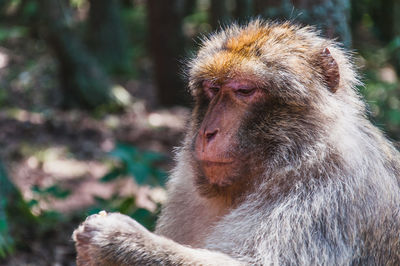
{"left": 210, "top": 0, "right": 231, "bottom": 29}
{"left": 147, "top": 0, "right": 188, "bottom": 106}
{"left": 183, "top": 0, "right": 197, "bottom": 17}
{"left": 36, "top": 0, "right": 114, "bottom": 109}
{"left": 121, "top": 0, "right": 134, "bottom": 8}
{"left": 87, "top": 0, "right": 129, "bottom": 73}
{"left": 368, "top": 0, "right": 395, "bottom": 42}
{"left": 234, "top": 0, "right": 254, "bottom": 22}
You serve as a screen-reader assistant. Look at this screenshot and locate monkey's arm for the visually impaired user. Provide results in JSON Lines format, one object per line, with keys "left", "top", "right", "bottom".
{"left": 73, "top": 212, "right": 244, "bottom": 266}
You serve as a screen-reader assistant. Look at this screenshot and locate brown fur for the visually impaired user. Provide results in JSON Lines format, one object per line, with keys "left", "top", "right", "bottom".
{"left": 73, "top": 20, "right": 400, "bottom": 265}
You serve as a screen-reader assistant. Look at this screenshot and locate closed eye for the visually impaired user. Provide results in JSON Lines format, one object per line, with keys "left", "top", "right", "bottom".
{"left": 204, "top": 85, "right": 220, "bottom": 99}
{"left": 236, "top": 88, "right": 256, "bottom": 96}
{"left": 210, "top": 87, "right": 220, "bottom": 94}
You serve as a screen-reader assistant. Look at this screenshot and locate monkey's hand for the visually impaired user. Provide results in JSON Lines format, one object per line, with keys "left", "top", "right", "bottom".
{"left": 73, "top": 212, "right": 245, "bottom": 266}
{"left": 73, "top": 212, "right": 153, "bottom": 265}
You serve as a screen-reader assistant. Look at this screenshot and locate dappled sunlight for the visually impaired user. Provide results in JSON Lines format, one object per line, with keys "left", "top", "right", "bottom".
{"left": 2, "top": 104, "right": 188, "bottom": 220}
{"left": 23, "top": 146, "right": 109, "bottom": 179}
{"left": 11, "top": 108, "right": 45, "bottom": 124}
{"left": 378, "top": 66, "right": 398, "bottom": 84}
{"left": 148, "top": 108, "right": 189, "bottom": 129}
{"left": 111, "top": 85, "right": 134, "bottom": 106}
{"left": 148, "top": 186, "right": 167, "bottom": 206}
{"left": 43, "top": 159, "right": 107, "bottom": 179}
{"left": 0, "top": 48, "right": 9, "bottom": 69}
{"left": 134, "top": 185, "right": 167, "bottom": 212}
{"left": 46, "top": 179, "right": 115, "bottom": 213}
{"left": 10, "top": 140, "right": 169, "bottom": 216}
{"left": 35, "top": 175, "right": 167, "bottom": 214}
{"left": 20, "top": 146, "right": 89, "bottom": 173}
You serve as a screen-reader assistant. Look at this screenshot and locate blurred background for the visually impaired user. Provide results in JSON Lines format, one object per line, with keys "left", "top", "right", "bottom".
{"left": 0, "top": 0, "right": 399, "bottom": 265}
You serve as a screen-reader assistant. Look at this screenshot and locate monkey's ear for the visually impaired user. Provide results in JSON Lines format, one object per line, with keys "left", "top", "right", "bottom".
{"left": 320, "top": 47, "right": 340, "bottom": 93}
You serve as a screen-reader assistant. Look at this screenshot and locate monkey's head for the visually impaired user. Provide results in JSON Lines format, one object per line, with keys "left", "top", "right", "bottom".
{"left": 186, "top": 20, "right": 360, "bottom": 197}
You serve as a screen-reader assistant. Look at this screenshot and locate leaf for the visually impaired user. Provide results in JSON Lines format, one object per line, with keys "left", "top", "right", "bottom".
{"left": 131, "top": 208, "right": 157, "bottom": 231}
{"left": 128, "top": 163, "right": 151, "bottom": 185}
{"left": 116, "top": 197, "right": 136, "bottom": 214}
{"left": 31, "top": 185, "right": 41, "bottom": 194}
{"left": 109, "top": 143, "right": 138, "bottom": 163}
{"left": 141, "top": 151, "right": 165, "bottom": 162}
{"left": 100, "top": 167, "right": 125, "bottom": 182}
{"left": 27, "top": 199, "right": 39, "bottom": 208}
{"left": 44, "top": 185, "right": 71, "bottom": 199}
{"left": 32, "top": 185, "right": 71, "bottom": 199}
{"left": 388, "top": 110, "right": 400, "bottom": 124}
{"left": 104, "top": 143, "right": 167, "bottom": 186}
{"left": 388, "top": 36, "right": 400, "bottom": 52}
{"left": 152, "top": 169, "right": 168, "bottom": 186}
{"left": 93, "top": 195, "right": 107, "bottom": 203}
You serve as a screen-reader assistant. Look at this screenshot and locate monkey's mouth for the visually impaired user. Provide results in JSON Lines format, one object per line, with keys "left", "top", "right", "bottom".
{"left": 193, "top": 150, "right": 235, "bottom": 165}
{"left": 198, "top": 160, "right": 234, "bottom": 165}
{"left": 196, "top": 160, "right": 237, "bottom": 186}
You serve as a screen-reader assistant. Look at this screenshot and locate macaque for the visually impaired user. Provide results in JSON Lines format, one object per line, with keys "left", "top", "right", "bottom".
{"left": 73, "top": 20, "right": 400, "bottom": 265}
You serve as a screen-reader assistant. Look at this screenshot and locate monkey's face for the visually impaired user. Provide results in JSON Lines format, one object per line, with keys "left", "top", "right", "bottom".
{"left": 192, "top": 79, "right": 267, "bottom": 188}
{"left": 188, "top": 21, "right": 342, "bottom": 196}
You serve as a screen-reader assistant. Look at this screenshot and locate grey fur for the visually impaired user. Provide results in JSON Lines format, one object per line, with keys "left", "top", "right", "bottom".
{"left": 74, "top": 20, "right": 400, "bottom": 265}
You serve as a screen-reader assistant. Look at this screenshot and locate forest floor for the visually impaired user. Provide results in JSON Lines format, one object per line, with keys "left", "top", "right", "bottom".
{"left": 0, "top": 37, "right": 189, "bottom": 265}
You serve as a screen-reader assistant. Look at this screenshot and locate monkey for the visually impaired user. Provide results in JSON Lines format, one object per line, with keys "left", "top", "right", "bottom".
{"left": 73, "top": 20, "right": 400, "bottom": 265}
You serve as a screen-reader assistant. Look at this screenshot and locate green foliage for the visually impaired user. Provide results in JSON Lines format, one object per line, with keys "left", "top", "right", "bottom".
{"left": 22, "top": 1, "right": 38, "bottom": 17}
{"left": 70, "top": 0, "right": 86, "bottom": 9}
{"left": 131, "top": 207, "right": 159, "bottom": 232}
{"left": 362, "top": 77, "right": 400, "bottom": 139}
{"left": 0, "top": 208, "right": 13, "bottom": 258}
{"left": 96, "top": 143, "right": 167, "bottom": 230}
{"left": 0, "top": 160, "right": 72, "bottom": 259}
{"left": 0, "top": 170, "right": 14, "bottom": 258}
{"left": 28, "top": 185, "right": 71, "bottom": 209}
{"left": 0, "top": 163, "right": 38, "bottom": 260}
{"left": 88, "top": 195, "right": 161, "bottom": 231}
{"left": 388, "top": 36, "right": 400, "bottom": 53}
{"left": 357, "top": 36, "right": 400, "bottom": 140}
{"left": 0, "top": 26, "right": 28, "bottom": 42}
{"left": 183, "top": 8, "right": 211, "bottom": 49}
{"left": 101, "top": 143, "right": 167, "bottom": 186}
{"left": 0, "top": 161, "right": 35, "bottom": 258}
{"left": 31, "top": 185, "right": 71, "bottom": 199}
